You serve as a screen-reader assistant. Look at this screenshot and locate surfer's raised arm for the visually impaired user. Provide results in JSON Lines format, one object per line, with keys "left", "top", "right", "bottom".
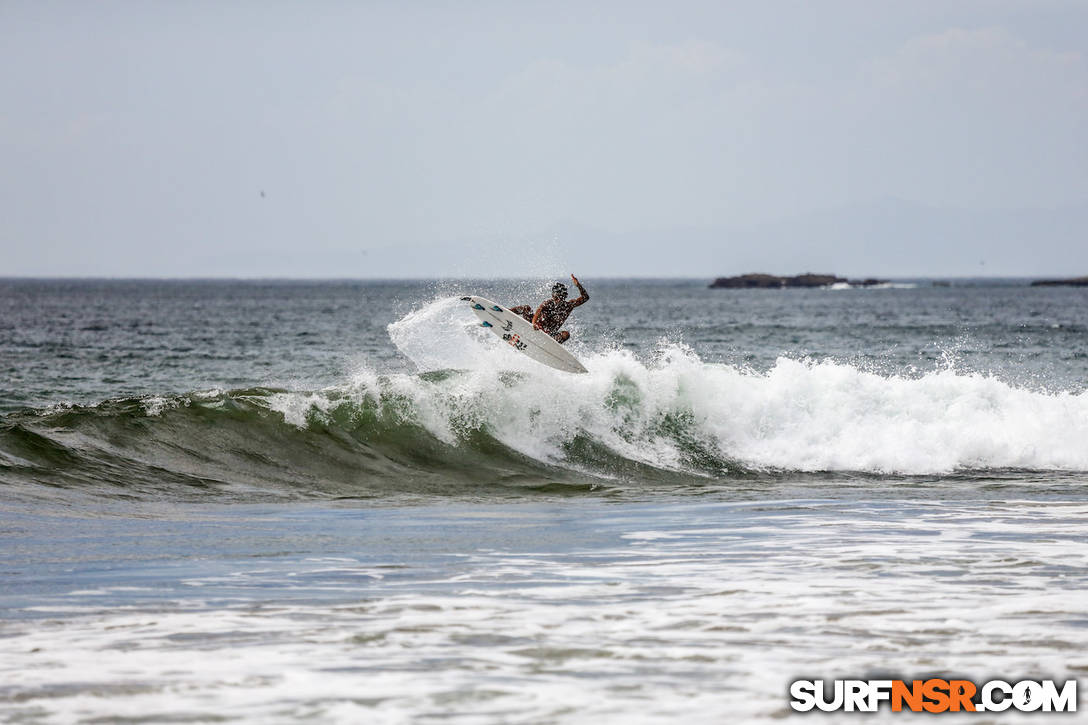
{"left": 570, "top": 274, "right": 589, "bottom": 306}
{"left": 522, "top": 277, "right": 588, "bottom": 344}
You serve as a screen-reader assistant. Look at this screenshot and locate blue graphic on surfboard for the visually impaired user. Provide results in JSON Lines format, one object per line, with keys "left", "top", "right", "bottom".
{"left": 462, "top": 296, "right": 588, "bottom": 374}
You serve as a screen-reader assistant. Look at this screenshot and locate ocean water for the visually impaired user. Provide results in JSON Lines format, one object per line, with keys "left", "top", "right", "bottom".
{"left": 2, "top": 278, "right": 1087, "bottom": 723}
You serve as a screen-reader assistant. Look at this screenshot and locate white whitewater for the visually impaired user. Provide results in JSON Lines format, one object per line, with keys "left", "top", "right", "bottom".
{"left": 358, "top": 298, "right": 1088, "bottom": 475}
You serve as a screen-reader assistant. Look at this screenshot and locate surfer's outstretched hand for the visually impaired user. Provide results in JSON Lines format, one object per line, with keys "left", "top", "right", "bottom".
{"left": 571, "top": 274, "right": 580, "bottom": 285}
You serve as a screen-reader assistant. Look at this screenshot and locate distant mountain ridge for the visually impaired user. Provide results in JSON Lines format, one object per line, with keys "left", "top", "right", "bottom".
{"left": 535, "top": 198, "right": 1088, "bottom": 278}
{"left": 301, "top": 198, "right": 1088, "bottom": 278}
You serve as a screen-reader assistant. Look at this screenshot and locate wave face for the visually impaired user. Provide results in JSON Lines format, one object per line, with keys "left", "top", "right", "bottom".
{"left": 3, "top": 298, "right": 1087, "bottom": 500}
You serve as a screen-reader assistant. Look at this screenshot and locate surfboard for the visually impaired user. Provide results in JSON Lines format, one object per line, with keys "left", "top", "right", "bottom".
{"left": 461, "top": 296, "right": 588, "bottom": 374}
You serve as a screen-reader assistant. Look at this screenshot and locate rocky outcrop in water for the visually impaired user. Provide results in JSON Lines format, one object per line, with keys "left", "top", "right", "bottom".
{"left": 1031, "top": 277, "right": 1088, "bottom": 287}
{"left": 708, "top": 273, "right": 886, "bottom": 289}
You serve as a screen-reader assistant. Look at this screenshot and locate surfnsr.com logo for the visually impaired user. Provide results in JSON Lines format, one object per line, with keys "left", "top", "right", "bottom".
{"left": 789, "top": 679, "right": 1077, "bottom": 713}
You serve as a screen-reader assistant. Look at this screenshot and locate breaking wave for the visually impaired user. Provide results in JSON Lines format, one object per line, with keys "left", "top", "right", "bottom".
{"left": 2, "top": 297, "right": 1087, "bottom": 501}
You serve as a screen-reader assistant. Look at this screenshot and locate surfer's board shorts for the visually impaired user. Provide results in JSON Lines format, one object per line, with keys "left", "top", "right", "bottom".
{"left": 547, "top": 329, "right": 569, "bottom": 343}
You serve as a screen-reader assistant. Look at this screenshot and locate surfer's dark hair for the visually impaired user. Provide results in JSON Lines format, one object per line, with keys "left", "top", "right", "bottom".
{"left": 552, "top": 283, "right": 568, "bottom": 299}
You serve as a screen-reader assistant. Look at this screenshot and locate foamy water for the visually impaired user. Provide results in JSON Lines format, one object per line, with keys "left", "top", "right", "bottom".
{"left": 4, "top": 498, "right": 1086, "bottom": 723}
{"left": 265, "top": 295, "right": 1088, "bottom": 476}
{"left": 3, "top": 279, "right": 1088, "bottom": 723}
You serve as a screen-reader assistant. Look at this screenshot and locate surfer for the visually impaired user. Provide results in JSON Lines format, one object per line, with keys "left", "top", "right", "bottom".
{"left": 509, "top": 275, "right": 589, "bottom": 344}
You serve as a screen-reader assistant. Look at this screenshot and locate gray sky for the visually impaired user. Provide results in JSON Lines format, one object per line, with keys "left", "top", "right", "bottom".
{"left": 2, "top": 0, "right": 1086, "bottom": 278}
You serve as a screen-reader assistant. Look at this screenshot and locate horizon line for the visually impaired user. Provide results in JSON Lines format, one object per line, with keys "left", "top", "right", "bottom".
{"left": 0, "top": 274, "right": 1071, "bottom": 282}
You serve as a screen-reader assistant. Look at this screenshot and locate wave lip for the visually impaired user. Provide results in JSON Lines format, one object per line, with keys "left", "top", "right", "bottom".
{"left": 3, "top": 346, "right": 1087, "bottom": 502}
{"left": 3, "top": 294, "right": 1087, "bottom": 499}
{"left": 384, "top": 299, "right": 1088, "bottom": 477}
{"left": 688, "top": 355, "right": 1088, "bottom": 474}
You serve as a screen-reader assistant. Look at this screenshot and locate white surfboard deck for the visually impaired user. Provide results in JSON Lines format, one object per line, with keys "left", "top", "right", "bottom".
{"left": 462, "top": 296, "right": 588, "bottom": 374}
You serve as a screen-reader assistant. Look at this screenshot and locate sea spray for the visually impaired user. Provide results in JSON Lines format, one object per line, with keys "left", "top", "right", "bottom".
{"left": 4, "top": 294, "right": 1088, "bottom": 502}
{"left": 4, "top": 349, "right": 1087, "bottom": 503}
{"left": 382, "top": 297, "right": 1088, "bottom": 475}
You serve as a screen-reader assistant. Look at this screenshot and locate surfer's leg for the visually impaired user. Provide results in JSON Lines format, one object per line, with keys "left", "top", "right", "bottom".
{"left": 554, "top": 330, "right": 570, "bottom": 344}
{"left": 509, "top": 305, "right": 533, "bottom": 322}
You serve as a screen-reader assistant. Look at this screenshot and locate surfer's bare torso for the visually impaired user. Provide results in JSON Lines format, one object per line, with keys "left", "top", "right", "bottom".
{"left": 510, "top": 275, "right": 589, "bottom": 344}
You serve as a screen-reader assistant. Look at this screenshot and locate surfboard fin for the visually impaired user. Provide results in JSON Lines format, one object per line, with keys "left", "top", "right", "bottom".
{"left": 481, "top": 321, "right": 493, "bottom": 327}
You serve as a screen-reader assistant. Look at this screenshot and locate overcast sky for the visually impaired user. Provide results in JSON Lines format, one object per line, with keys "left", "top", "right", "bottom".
{"left": 2, "top": 1, "right": 1086, "bottom": 278}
